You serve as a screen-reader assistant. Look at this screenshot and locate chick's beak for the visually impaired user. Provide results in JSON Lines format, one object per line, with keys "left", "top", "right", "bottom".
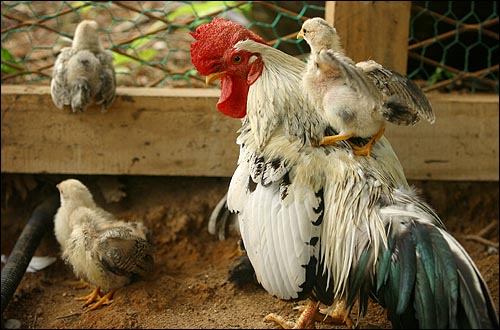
{"left": 297, "top": 30, "right": 304, "bottom": 39}
{"left": 205, "top": 72, "right": 225, "bottom": 85}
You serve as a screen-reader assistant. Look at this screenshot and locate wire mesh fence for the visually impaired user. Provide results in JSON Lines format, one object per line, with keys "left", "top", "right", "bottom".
{"left": 1, "top": 1, "right": 325, "bottom": 88}
{"left": 1, "top": 1, "right": 498, "bottom": 93}
{"left": 408, "top": 1, "right": 498, "bottom": 93}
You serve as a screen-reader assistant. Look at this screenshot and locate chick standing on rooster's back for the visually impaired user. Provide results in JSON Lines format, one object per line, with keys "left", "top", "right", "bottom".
{"left": 51, "top": 20, "right": 116, "bottom": 113}
{"left": 54, "top": 178, "right": 154, "bottom": 311}
{"left": 297, "top": 17, "right": 435, "bottom": 157}
{"left": 190, "top": 17, "right": 499, "bottom": 329}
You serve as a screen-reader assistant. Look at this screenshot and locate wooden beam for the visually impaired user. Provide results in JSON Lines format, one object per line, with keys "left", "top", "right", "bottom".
{"left": 1, "top": 85, "right": 241, "bottom": 177}
{"left": 325, "top": 1, "right": 411, "bottom": 74}
{"left": 1, "top": 86, "right": 498, "bottom": 181}
{"left": 384, "top": 93, "right": 499, "bottom": 181}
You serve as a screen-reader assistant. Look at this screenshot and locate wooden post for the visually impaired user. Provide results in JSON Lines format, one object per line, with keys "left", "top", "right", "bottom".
{"left": 325, "top": 1, "right": 411, "bottom": 74}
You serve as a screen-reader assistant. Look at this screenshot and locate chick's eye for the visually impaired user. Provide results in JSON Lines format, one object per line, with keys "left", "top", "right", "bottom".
{"left": 232, "top": 55, "right": 242, "bottom": 64}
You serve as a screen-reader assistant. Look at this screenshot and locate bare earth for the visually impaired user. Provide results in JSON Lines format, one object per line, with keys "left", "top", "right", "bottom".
{"left": 1, "top": 175, "right": 498, "bottom": 329}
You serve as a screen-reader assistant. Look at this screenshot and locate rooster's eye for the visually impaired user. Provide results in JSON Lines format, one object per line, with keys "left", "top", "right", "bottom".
{"left": 232, "top": 55, "right": 242, "bottom": 64}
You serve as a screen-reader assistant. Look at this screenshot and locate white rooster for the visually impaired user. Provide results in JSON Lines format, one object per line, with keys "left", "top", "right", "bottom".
{"left": 191, "top": 18, "right": 498, "bottom": 328}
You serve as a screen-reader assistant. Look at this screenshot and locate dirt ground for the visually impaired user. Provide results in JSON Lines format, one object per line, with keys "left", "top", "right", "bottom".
{"left": 1, "top": 174, "right": 498, "bottom": 329}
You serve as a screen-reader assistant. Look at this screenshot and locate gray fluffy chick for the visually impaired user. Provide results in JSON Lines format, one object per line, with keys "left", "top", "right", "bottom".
{"left": 54, "top": 178, "right": 153, "bottom": 311}
{"left": 51, "top": 20, "right": 116, "bottom": 113}
{"left": 298, "top": 17, "right": 435, "bottom": 157}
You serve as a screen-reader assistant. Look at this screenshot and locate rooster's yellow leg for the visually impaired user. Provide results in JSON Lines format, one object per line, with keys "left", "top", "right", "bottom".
{"left": 264, "top": 300, "right": 319, "bottom": 329}
{"left": 86, "top": 289, "right": 117, "bottom": 311}
{"left": 350, "top": 127, "right": 385, "bottom": 157}
{"left": 320, "top": 300, "right": 354, "bottom": 328}
{"left": 320, "top": 133, "right": 354, "bottom": 146}
{"left": 227, "top": 239, "right": 245, "bottom": 259}
{"left": 293, "top": 300, "right": 354, "bottom": 328}
{"left": 75, "top": 286, "right": 102, "bottom": 307}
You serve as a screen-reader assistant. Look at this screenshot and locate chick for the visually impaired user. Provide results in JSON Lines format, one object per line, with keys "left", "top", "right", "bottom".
{"left": 51, "top": 20, "right": 116, "bottom": 113}
{"left": 298, "top": 17, "right": 435, "bottom": 156}
{"left": 54, "top": 179, "right": 153, "bottom": 311}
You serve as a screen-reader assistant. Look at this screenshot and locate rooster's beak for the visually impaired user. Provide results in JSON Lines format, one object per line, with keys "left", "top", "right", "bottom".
{"left": 206, "top": 72, "right": 225, "bottom": 85}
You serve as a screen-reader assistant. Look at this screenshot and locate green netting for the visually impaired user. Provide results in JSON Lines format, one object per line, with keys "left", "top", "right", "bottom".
{"left": 1, "top": 1, "right": 498, "bottom": 93}
{"left": 1, "top": 1, "right": 324, "bottom": 88}
{"left": 408, "top": 1, "right": 498, "bottom": 93}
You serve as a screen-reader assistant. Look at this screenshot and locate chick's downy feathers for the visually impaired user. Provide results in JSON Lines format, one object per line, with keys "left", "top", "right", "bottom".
{"left": 298, "top": 17, "right": 434, "bottom": 156}
{"left": 51, "top": 20, "right": 116, "bottom": 113}
{"left": 53, "top": 179, "right": 153, "bottom": 309}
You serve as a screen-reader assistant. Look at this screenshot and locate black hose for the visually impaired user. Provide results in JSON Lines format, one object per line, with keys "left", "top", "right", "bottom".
{"left": 1, "top": 194, "right": 60, "bottom": 315}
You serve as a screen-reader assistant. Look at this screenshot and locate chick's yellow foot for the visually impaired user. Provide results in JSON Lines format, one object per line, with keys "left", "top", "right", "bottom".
{"left": 320, "top": 133, "right": 354, "bottom": 146}
{"left": 350, "top": 127, "right": 385, "bottom": 157}
{"left": 264, "top": 300, "right": 319, "bottom": 329}
{"left": 75, "top": 286, "right": 102, "bottom": 307}
{"left": 349, "top": 142, "right": 373, "bottom": 157}
{"left": 86, "top": 289, "right": 116, "bottom": 311}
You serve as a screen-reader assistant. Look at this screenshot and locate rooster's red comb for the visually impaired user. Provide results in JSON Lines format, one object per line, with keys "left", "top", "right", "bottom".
{"left": 190, "top": 17, "right": 267, "bottom": 75}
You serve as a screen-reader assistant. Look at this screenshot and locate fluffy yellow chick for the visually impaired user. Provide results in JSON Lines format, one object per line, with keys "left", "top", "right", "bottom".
{"left": 298, "top": 17, "right": 435, "bottom": 156}
{"left": 54, "top": 179, "right": 153, "bottom": 311}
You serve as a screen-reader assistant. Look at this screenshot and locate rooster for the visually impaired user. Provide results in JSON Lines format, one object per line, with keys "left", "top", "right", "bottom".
{"left": 51, "top": 20, "right": 116, "bottom": 113}
{"left": 190, "top": 18, "right": 499, "bottom": 329}
{"left": 298, "top": 17, "right": 435, "bottom": 157}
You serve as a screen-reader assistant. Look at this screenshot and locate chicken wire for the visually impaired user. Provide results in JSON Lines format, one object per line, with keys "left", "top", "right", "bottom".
{"left": 0, "top": 1, "right": 324, "bottom": 88}
{"left": 1, "top": 1, "right": 498, "bottom": 93}
{"left": 408, "top": 1, "right": 498, "bottom": 93}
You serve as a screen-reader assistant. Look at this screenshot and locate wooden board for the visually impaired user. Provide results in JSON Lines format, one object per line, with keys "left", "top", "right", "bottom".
{"left": 325, "top": 1, "right": 411, "bottom": 74}
{"left": 1, "top": 86, "right": 498, "bottom": 181}
{"left": 384, "top": 93, "right": 499, "bottom": 181}
{"left": 1, "top": 85, "right": 241, "bottom": 177}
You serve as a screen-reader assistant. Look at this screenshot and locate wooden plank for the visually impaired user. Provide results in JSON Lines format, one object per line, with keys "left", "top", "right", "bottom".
{"left": 1, "top": 85, "right": 241, "bottom": 177}
{"left": 1, "top": 86, "right": 498, "bottom": 181}
{"left": 325, "top": 1, "right": 411, "bottom": 74}
{"left": 384, "top": 93, "right": 499, "bottom": 181}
